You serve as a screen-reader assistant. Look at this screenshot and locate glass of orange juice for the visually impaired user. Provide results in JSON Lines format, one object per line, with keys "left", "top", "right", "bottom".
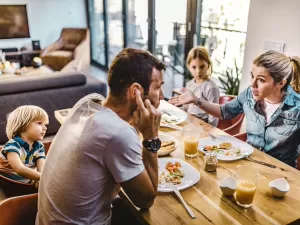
{"left": 183, "top": 125, "right": 202, "bottom": 158}
{"left": 235, "top": 165, "right": 259, "bottom": 208}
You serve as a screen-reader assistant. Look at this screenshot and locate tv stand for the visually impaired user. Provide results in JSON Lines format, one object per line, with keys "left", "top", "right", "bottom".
{"left": 5, "top": 50, "right": 41, "bottom": 67}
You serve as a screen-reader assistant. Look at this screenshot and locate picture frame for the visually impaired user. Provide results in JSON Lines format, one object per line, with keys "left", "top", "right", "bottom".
{"left": 32, "top": 40, "right": 41, "bottom": 50}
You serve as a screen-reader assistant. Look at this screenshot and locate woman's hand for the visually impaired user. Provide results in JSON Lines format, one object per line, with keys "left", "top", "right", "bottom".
{"left": 168, "top": 90, "right": 196, "bottom": 106}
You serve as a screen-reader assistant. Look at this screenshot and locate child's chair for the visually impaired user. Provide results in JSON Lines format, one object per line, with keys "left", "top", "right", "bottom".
{"left": 0, "top": 193, "right": 38, "bottom": 225}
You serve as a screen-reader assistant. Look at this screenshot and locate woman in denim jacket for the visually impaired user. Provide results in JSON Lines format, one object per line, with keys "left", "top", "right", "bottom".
{"left": 169, "top": 50, "right": 300, "bottom": 167}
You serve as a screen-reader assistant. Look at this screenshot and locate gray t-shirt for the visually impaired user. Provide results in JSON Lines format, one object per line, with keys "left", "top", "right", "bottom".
{"left": 185, "top": 78, "right": 220, "bottom": 126}
{"left": 36, "top": 95, "right": 144, "bottom": 225}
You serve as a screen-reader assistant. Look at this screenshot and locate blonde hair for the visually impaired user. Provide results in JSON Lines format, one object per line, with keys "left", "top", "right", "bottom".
{"left": 6, "top": 105, "right": 49, "bottom": 139}
{"left": 186, "top": 46, "right": 213, "bottom": 78}
{"left": 253, "top": 50, "right": 300, "bottom": 92}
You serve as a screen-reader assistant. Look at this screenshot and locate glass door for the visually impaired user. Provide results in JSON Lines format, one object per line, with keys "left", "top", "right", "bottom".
{"left": 88, "top": 0, "right": 106, "bottom": 67}
{"left": 107, "top": 0, "right": 124, "bottom": 65}
{"left": 126, "top": 0, "right": 148, "bottom": 50}
{"left": 155, "top": 0, "right": 188, "bottom": 97}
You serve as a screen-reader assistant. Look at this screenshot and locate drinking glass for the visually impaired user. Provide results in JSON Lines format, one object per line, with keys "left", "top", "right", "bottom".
{"left": 235, "top": 165, "right": 259, "bottom": 208}
{"left": 183, "top": 125, "right": 202, "bottom": 158}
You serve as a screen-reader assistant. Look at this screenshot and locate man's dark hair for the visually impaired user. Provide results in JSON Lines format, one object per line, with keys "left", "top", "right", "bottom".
{"left": 108, "top": 48, "right": 166, "bottom": 99}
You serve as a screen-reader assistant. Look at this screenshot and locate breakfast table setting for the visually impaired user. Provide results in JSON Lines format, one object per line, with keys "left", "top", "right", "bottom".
{"left": 55, "top": 100, "right": 300, "bottom": 225}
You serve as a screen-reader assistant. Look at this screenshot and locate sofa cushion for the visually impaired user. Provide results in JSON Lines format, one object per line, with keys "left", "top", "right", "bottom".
{"left": 60, "top": 60, "right": 82, "bottom": 73}
{"left": 46, "top": 50, "right": 73, "bottom": 58}
{"left": 42, "top": 55, "right": 73, "bottom": 71}
{"left": 0, "top": 72, "right": 86, "bottom": 96}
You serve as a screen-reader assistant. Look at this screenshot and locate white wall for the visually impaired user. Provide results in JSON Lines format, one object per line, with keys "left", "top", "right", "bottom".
{"left": 240, "top": 0, "right": 300, "bottom": 92}
{"left": 0, "top": 0, "right": 87, "bottom": 50}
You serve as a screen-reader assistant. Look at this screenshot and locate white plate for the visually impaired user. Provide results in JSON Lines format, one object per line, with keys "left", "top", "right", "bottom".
{"left": 158, "top": 134, "right": 179, "bottom": 156}
{"left": 159, "top": 100, "right": 188, "bottom": 125}
{"left": 158, "top": 158, "right": 200, "bottom": 192}
{"left": 198, "top": 135, "right": 254, "bottom": 161}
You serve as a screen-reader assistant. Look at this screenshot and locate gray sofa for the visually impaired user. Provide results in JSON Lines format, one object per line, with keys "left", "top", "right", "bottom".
{"left": 0, "top": 71, "right": 107, "bottom": 144}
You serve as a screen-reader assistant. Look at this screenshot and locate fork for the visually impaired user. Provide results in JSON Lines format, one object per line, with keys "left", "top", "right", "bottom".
{"left": 242, "top": 152, "right": 276, "bottom": 168}
{"left": 202, "top": 130, "right": 219, "bottom": 141}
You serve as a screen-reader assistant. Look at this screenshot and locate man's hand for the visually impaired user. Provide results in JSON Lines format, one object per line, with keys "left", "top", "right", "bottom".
{"left": 168, "top": 89, "right": 196, "bottom": 106}
{"left": 133, "top": 89, "right": 161, "bottom": 140}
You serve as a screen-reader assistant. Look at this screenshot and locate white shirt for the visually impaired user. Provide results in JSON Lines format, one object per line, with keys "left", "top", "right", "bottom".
{"left": 261, "top": 100, "right": 281, "bottom": 124}
{"left": 185, "top": 78, "right": 220, "bottom": 126}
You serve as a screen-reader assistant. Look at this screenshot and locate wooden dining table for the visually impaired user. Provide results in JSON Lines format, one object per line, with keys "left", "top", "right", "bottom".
{"left": 54, "top": 101, "right": 300, "bottom": 225}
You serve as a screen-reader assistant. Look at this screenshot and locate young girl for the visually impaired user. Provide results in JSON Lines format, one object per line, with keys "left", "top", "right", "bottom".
{"left": 184, "top": 46, "right": 220, "bottom": 126}
{"left": 0, "top": 105, "right": 48, "bottom": 183}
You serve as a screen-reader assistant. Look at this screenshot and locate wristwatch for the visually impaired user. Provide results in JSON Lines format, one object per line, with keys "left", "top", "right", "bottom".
{"left": 142, "top": 138, "right": 161, "bottom": 153}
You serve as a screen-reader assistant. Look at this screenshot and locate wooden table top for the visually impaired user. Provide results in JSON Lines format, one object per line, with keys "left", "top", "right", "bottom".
{"left": 55, "top": 101, "right": 300, "bottom": 225}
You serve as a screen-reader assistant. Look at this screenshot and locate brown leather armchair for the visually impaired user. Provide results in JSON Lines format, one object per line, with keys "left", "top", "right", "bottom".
{"left": 41, "top": 28, "right": 90, "bottom": 71}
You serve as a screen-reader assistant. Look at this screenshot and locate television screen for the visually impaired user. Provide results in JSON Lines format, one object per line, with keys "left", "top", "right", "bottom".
{"left": 0, "top": 5, "right": 30, "bottom": 39}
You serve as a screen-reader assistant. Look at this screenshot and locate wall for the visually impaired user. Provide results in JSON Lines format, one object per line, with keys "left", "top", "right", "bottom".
{"left": 240, "top": 0, "right": 300, "bottom": 92}
{"left": 0, "top": 0, "right": 87, "bottom": 50}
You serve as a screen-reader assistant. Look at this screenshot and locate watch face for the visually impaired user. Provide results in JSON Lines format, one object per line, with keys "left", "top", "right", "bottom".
{"left": 150, "top": 139, "right": 161, "bottom": 151}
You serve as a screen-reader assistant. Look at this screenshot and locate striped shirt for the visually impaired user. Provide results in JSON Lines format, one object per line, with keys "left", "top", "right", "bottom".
{"left": 0, "top": 136, "right": 45, "bottom": 182}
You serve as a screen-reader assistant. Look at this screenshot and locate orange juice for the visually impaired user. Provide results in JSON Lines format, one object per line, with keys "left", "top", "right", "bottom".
{"left": 236, "top": 180, "right": 256, "bottom": 205}
{"left": 184, "top": 136, "right": 198, "bottom": 157}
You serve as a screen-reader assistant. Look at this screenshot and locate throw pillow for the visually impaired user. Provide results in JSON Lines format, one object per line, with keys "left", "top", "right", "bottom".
{"left": 60, "top": 60, "right": 82, "bottom": 73}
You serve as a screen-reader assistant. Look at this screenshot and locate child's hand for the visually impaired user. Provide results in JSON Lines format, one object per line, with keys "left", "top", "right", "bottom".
{"left": 34, "top": 181, "right": 39, "bottom": 188}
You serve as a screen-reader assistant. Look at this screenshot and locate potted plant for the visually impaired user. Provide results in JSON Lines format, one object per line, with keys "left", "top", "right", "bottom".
{"left": 217, "top": 59, "right": 241, "bottom": 96}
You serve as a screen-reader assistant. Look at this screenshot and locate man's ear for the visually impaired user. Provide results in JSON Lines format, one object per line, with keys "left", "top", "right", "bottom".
{"left": 129, "top": 83, "right": 144, "bottom": 100}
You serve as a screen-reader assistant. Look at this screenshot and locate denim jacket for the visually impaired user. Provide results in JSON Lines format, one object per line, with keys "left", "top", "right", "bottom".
{"left": 220, "top": 85, "right": 300, "bottom": 167}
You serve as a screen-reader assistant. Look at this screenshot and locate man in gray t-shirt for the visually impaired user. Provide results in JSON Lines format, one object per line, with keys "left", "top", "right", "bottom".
{"left": 36, "top": 49, "right": 166, "bottom": 225}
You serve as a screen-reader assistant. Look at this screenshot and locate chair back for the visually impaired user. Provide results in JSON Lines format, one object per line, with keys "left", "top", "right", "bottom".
{"left": 218, "top": 95, "right": 244, "bottom": 135}
{"left": 43, "top": 141, "right": 52, "bottom": 155}
{"left": 233, "top": 132, "right": 247, "bottom": 142}
{"left": 0, "top": 174, "right": 38, "bottom": 198}
{"left": 60, "top": 28, "right": 88, "bottom": 51}
{"left": 217, "top": 113, "right": 245, "bottom": 135}
{"left": 0, "top": 193, "right": 38, "bottom": 225}
{"left": 219, "top": 95, "right": 236, "bottom": 104}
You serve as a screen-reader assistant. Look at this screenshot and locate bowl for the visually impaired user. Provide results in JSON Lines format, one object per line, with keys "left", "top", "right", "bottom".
{"left": 158, "top": 134, "right": 178, "bottom": 156}
{"left": 269, "top": 178, "right": 290, "bottom": 197}
{"left": 219, "top": 177, "right": 236, "bottom": 196}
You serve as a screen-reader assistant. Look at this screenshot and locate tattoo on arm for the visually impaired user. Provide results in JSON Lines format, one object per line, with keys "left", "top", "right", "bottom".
{"left": 195, "top": 98, "right": 202, "bottom": 107}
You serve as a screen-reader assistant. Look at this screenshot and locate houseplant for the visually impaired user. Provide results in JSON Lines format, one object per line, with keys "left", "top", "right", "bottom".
{"left": 217, "top": 59, "right": 241, "bottom": 96}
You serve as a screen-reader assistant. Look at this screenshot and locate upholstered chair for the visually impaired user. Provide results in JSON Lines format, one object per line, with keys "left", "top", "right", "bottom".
{"left": 41, "top": 28, "right": 90, "bottom": 71}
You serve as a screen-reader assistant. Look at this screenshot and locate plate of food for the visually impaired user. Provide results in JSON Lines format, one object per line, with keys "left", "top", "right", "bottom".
{"left": 158, "top": 158, "right": 200, "bottom": 192}
{"left": 198, "top": 135, "right": 254, "bottom": 161}
{"left": 158, "top": 134, "right": 178, "bottom": 156}
{"left": 159, "top": 100, "right": 188, "bottom": 125}
{"left": 160, "top": 111, "right": 187, "bottom": 125}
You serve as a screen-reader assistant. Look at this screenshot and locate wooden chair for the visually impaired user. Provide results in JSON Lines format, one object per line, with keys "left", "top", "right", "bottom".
{"left": 0, "top": 174, "right": 38, "bottom": 199}
{"left": 43, "top": 141, "right": 52, "bottom": 155}
{"left": 0, "top": 193, "right": 38, "bottom": 225}
{"left": 217, "top": 113, "right": 245, "bottom": 136}
{"left": 219, "top": 95, "right": 236, "bottom": 104}
{"left": 218, "top": 95, "right": 244, "bottom": 135}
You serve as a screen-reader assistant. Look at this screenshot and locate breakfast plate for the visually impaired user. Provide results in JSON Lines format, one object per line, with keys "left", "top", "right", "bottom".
{"left": 159, "top": 100, "right": 188, "bottom": 125}
{"left": 158, "top": 134, "right": 179, "bottom": 156}
{"left": 198, "top": 135, "right": 254, "bottom": 161}
{"left": 158, "top": 158, "right": 200, "bottom": 192}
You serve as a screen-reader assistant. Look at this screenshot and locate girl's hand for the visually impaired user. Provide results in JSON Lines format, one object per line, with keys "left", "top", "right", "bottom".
{"left": 168, "top": 90, "right": 196, "bottom": 106}
{"left": 180, "top": 87, "right": 188, "bottom": 93}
